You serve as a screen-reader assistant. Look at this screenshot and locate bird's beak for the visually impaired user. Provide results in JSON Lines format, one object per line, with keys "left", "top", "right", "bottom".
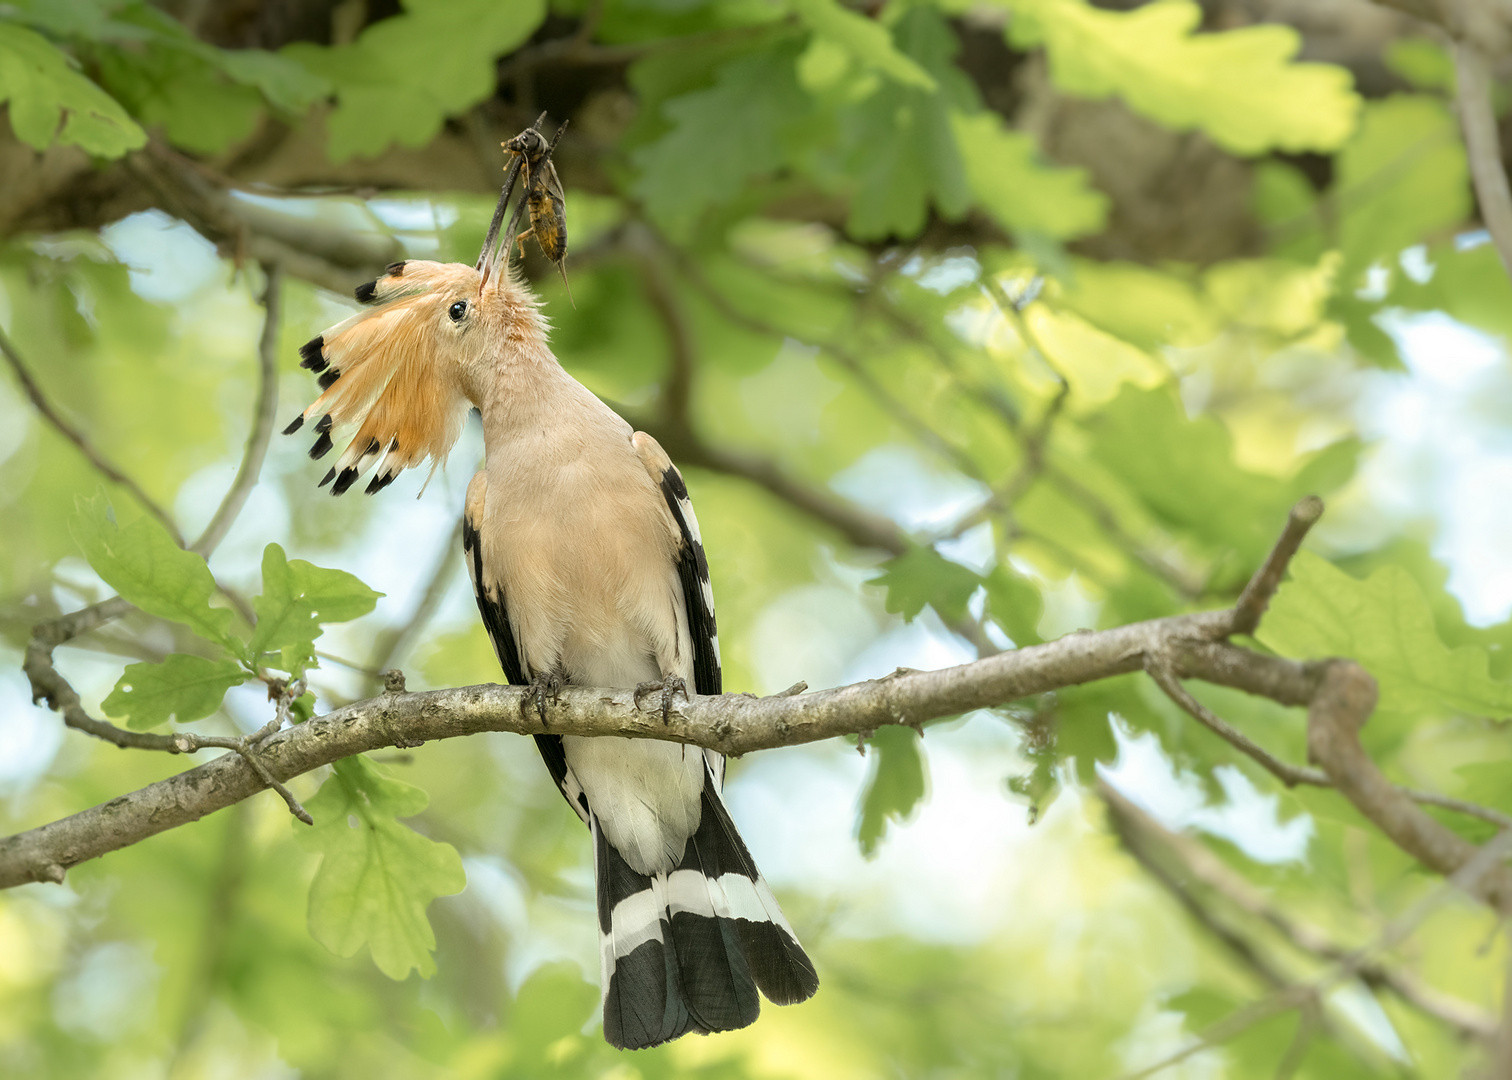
{"left": 476, "top": 154, "right": 523, "bottom": 290}
{"left": 477, "top": 111, "right": 548, "bottom": 289}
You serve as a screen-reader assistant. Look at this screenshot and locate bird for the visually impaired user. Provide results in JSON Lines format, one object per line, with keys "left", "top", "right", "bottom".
{"left": 280, "top": 176, "right": 819, "bottom": 1048}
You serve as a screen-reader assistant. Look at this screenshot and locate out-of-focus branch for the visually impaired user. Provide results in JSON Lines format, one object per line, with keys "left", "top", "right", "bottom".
{"left": 639, "top": 416, "right": 908, "bottom": 555}
{"left": 1367, "top": 1, "right": 1512, "bottom": 60}
{"left": 16, "top": 271, "right": 287, "bottom": 760}
{"left": 0, "top": 324, "right": 185, "bottom": 546}
{"left": 363, "top": 513, "right": 467, "bottom": 695}
{"left": 192, "top": 263, "right": 282, "bottom": 557}
{"left": 1101, "top": 779, "right": 1498, "bottom": 1043}
{"left": 1309, "top": 662, "right": 1512, "bottom": 912}
{"left": 1118, "top": 828, "right": 1512, "bottom": 1080}
{"left": 125, "top": 143, "right": 399, "bottom": 295}
{"left": 1453, "top": 40, "right": 1512, "bottom": 280}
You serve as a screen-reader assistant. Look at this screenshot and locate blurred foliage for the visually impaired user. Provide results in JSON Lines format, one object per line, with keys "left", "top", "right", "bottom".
{"left": 1, "top": 0, "right": 1512, "bottom": 1077}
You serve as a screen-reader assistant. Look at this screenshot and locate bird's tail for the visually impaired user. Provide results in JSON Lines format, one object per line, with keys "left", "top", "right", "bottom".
{"left": 594, "top": 764, "right": 819, "bottom": 1050}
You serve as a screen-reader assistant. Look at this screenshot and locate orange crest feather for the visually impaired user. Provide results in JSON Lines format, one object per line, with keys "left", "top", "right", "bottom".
{"left": 283, "top": 260, "right": 475, "bottom": 496}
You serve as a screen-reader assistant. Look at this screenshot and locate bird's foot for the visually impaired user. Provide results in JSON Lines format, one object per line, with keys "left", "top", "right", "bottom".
{"left": 522, "top": 670, "right": 563, "bottom": 727}
{"left": 634, "top": 675, "right": 688, "bottom": 725}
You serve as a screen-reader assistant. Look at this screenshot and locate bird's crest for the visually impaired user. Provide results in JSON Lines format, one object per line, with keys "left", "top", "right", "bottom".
{"left": 281, "top": 260, "right": 475, "bottom": 496}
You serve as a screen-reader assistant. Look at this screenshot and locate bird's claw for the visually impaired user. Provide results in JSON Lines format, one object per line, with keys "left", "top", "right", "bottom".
{"left": 634, "top": 676, "right": 688, "bottom": 725}
{"left": 522, "top": 671, "right": 563, "bottom": 727}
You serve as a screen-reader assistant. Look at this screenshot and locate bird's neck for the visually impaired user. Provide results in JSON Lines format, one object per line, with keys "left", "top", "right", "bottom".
{"left": 467, "top": 335, "right": 596, "bottom": 456}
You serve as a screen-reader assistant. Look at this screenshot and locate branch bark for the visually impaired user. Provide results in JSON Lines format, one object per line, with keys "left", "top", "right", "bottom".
{"left": 1, "top": 605, "right": 1255, "bottom": 888}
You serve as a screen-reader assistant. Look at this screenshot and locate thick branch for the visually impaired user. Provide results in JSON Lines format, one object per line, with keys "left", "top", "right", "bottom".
{"left": 1, "top": 605, "right": 1294, "bottom": 889}
{"left": 1307, "top": 661, "right": 1512, "bottom": 911}
{"left": 125, "top": 144, "right": 399, "bottom": 294}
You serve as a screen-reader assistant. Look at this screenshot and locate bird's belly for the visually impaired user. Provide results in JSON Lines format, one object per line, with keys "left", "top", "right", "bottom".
{"left": 490, "top": 511, "right": 680, "bottom": 688}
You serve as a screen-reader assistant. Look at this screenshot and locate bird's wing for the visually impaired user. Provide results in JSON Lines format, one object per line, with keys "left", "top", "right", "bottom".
{"left": 463, "top": 470, "right": 590, "bottom": 824}
{"left": 630, "top": 431, "right": 724, "bottom": 790}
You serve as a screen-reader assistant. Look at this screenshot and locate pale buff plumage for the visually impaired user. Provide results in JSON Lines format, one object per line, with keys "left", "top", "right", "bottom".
{"left": 289, "top": 254, "right": 817, "bottom": 1047}
{"left": 291, "top": 259, "right": 704, "bottom": 871}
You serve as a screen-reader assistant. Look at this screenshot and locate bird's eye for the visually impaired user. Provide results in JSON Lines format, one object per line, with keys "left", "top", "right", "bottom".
{"left": 448, "top": 300, "right": 468, "bottom": 323}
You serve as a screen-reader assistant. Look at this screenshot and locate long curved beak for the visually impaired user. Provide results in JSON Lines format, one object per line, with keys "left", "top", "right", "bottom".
{"left": 477, "top": 153, "right": 525, "bottom": 288}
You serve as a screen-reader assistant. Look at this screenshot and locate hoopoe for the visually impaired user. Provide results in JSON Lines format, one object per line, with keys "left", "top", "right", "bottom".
{"left": 281, "top": 158, "right": 818, "bottom": 1049}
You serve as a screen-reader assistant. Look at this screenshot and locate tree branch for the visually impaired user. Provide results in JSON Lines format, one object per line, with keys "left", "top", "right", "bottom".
{"left": 1101, "top": 778, "right": 1498, "bottom": 1042}
{"left": 1308, "top": 661, "right": 1512, "bottom": 911}
{"left": 191, "top": 262, "right": 282, "bottom": 557}
{"left": 0, "top": 324, "right": 185, "bottom": 546}
{"left": 1453, "top": 39, "right": 1512, "bottom": 280}
{"left": 0, "top": 500, "right": 1306, "bottom": 886}
{"left": 0, "top": 602, "right": 1253, "bottom": 888}
{"left": 124, "top": 143, "right": 400, "bottom": 295}
{"left": 362, "top": 512, "right": 466, "bottom": 695}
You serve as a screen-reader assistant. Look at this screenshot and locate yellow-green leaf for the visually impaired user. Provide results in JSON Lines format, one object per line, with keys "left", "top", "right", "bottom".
{"left": 69, "top": 491, "right": 237, "bottom": 650}
{"left": 950, "top": 110, "right": 1107, "bottom": 240}
{"left": 1258, "top": 552, "right": 1512, "bottom": 719}
{"left": 0, "top": 23, "right": 146, "bottom": 157}
{"left": 298, "top": 756, "right": 465, "bottom": 981}
{"left": 1006, "top": 0, "right": 1360, "bottom": 154}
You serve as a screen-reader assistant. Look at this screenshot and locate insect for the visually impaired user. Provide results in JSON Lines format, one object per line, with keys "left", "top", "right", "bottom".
{"left": 502, "top": 120, "right": 572, "bottom": 305}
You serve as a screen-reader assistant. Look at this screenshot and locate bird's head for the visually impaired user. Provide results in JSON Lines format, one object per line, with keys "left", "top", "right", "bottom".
{"left": 282, "top": 259, "right": 545, "bottom": 496}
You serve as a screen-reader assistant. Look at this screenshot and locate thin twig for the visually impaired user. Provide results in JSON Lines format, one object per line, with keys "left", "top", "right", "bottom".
{"left": 191, "top": 262, "right": 282, "bottom": 557}
{"left": 364, "top": 513, "right": 466, "bottom": 692}
{"left": 1117, "top": 830, "right": 1512, "bottom": 1079}
{"left": 1148, "top": 654, "right": 1512, "bottom": 831}
{"left": 1147, "top": 656, "right": 1330, "bottom": 788}
{"left": 0, "top": 324, "right": 185, "bottom": 546}
{"left": 1231, "top": 495, "right": 1323, "bottom": 636}
{"left": 1101, "top": 779, "right": 1498, "bottom": 1042}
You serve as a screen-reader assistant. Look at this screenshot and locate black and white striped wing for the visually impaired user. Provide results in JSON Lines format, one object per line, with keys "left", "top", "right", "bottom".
{"left": 633, "top": 433, "right": 724, "bottom": 789}
{"left": 462, "top": 473, "right": 589, "bottom": 824}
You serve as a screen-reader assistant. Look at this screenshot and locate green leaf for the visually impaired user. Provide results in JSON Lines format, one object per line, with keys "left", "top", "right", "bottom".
{"left": 1384, "top": 37, "right": 1455, "bottom": 94}
{"left": 983, "top": 563, "right": 1043, "bottom": 647}
{"left": 102, "top": 654, "right": 248, "bottom": 730}
{"left": 298, "top": 756, "right": 466, "bottom": 980}
{"left": 284, "top": 0, "right": 545, "bottom": 161}
{"left": 1335, "top": 95, "right": 1468, "bottom": 284}
{"left": 632, "top": 44, "right": 808, "bottom": 234}
{"left": 95, "top": 44, "right": 262, "bottom": 154}
{"left": 1021, "top": 303, "right": 1167, "bottom": 412}
{"left": 835, "top": 7, "right": 972, "bottom": 239}
{"left": 949, "top": 109, "right": 1107, "bottom": 240}
{"left": 856, "top": 725, "right": 927, "bottom": 856}
{"left": 788, "top": 0, "right": 935, "bottom": 90}
{"left": 1258, "top": 552, "right": 1512, "bottom": 719}
{"left": 1087, "top": 386, "right": 1356, "bottom": 566}
{"left": 69, "top": 491, "right": 238, "bottom": 650}
{"left": 508, "top": 963, "right": 601, "bottom": 1061}
{"left": 873, "top": 546, "right": 982, "bottom": 624}
{"left": 250, "top": 543, "right": 382, "bottom": 675}
{"left": 1006, "top": 0, "right": 1360, "bottom": 154}
{"left": 0, "top": 23, "right": 146, "bottom": 156}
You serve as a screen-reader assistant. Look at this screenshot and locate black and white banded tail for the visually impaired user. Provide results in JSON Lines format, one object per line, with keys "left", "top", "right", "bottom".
{"left": 597, "top": 759, "right": 818, "bottom": 1049}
